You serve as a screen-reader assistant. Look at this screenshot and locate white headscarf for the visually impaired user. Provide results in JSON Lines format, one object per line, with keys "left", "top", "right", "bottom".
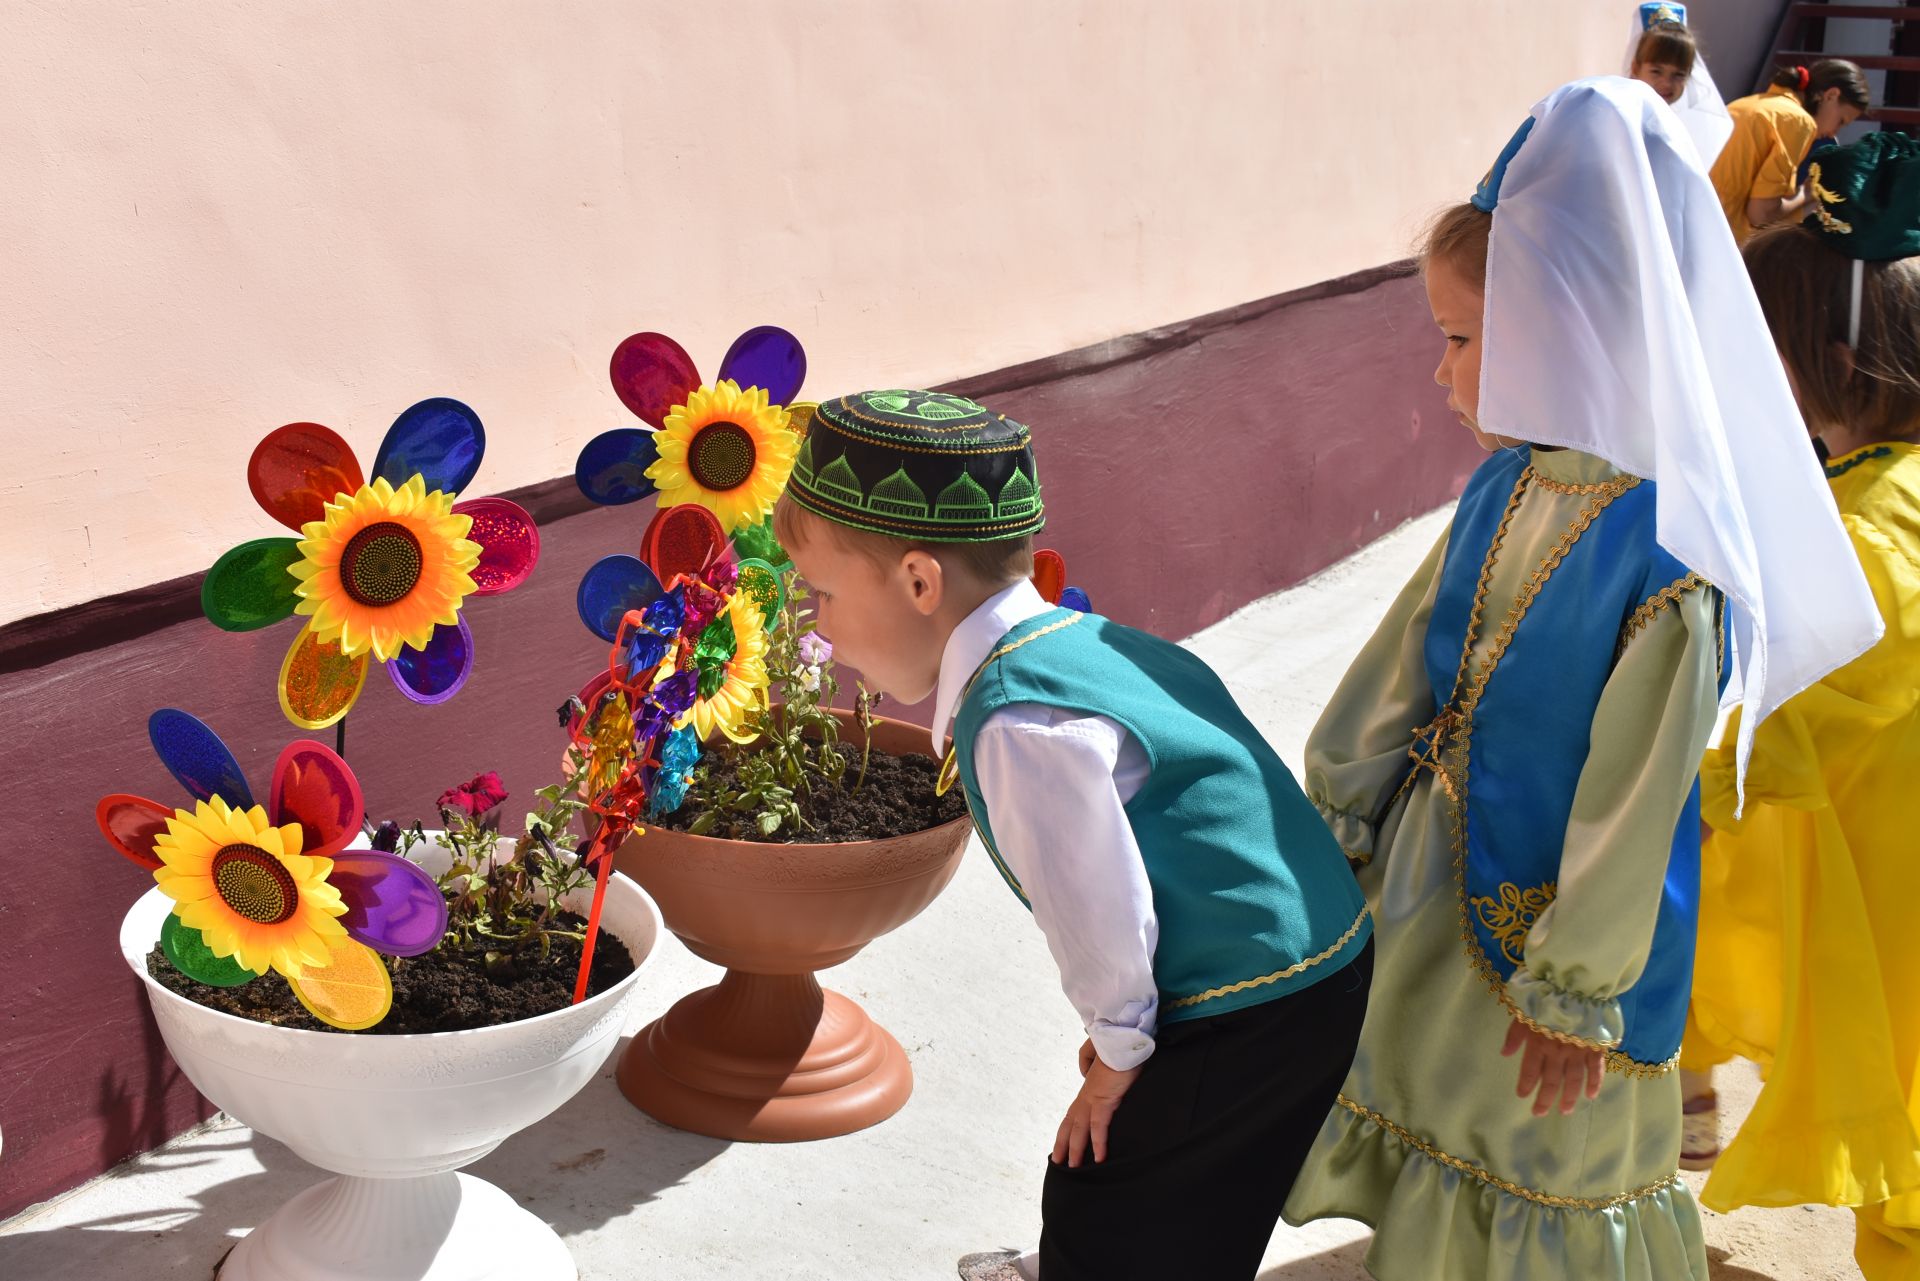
{"left": 1476, "top": 77, "right": 1883, "bottom": 803}
{"left": 1623, "top": 2, "right": 1732, "bottom": 166}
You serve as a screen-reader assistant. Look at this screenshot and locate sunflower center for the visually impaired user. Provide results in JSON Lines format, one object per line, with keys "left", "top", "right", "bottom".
{"left": 688, "top": 422, "right": 757, "bottom": 491}
{"left": 211, "top": 844, "right": 299, "bottom": 925}
{"left": 340, "top": 521, "right": 424, "bottom": 606}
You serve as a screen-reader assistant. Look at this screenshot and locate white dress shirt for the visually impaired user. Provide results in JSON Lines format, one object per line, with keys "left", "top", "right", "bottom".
{"left": 931, "top": 581, "right": 1161, "bottom": 1071}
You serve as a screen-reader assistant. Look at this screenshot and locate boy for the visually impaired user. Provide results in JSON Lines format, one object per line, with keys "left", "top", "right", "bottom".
{"left": 773, "top": 389, "right": 1372, "bottom": 1281}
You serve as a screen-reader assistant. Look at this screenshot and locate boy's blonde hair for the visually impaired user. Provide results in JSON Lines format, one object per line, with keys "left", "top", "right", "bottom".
{"left": 774, "top": 492, "right": 1035, "bottom": 585}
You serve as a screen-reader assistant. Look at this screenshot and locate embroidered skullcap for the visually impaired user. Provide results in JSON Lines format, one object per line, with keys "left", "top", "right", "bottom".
{"left": 1804, "top": 131, "right": 1920, "bottom": 262}
{"left": 786, "top": 390, "right": 1045, "bottom": 543}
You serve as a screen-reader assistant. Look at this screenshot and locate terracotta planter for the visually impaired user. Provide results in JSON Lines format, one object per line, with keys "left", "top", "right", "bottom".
{"left": 614, "top": 709, "right": 970, "bottom": 1142}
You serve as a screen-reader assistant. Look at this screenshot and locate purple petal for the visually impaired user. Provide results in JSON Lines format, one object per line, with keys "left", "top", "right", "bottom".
{"left": 328, "top": 851, "right": 449, "bottom": 957}
{"left": 388, "top": 617, "right": 475, "bottom": 704}
{"left": 716, "top": 325, "right": 806, "bottom": 406}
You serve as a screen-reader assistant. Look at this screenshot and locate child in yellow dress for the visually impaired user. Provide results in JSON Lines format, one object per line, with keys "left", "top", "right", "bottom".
{"left": 1683, "top": 131, "right": 1920, "bottom": 1281}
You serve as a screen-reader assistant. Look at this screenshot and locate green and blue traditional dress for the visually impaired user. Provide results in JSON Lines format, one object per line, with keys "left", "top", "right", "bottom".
{"left": 1284, "top": 446, "right": 1724, "bottom": 1281}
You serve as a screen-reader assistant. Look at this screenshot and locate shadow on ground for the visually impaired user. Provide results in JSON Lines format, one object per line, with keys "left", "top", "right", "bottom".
{"left": 0, "top": 1034, "right": 727, "bottom": 1280}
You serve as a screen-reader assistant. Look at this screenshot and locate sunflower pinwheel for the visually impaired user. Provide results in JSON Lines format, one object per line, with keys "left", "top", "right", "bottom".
{"left": 574, "top": 326, "right": 810, "bottom": 540}
{"left": 99, "top": 709, "right": 448, "bottom": 1029}
{"left": 201, "top": 399, "right": 541, "bottom": 728}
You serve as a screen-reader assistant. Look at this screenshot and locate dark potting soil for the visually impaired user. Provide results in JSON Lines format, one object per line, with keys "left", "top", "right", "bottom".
{"left": 658, "top": 741, "right": 968, "bottom": 843}
{"left": 146, "top": 910, "right": 636, "bottom": 1034}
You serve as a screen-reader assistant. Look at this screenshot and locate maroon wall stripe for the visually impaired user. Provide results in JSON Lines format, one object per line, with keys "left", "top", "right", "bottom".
{"left": 0, "top": 260, "right": 1477, "bottom": 1219}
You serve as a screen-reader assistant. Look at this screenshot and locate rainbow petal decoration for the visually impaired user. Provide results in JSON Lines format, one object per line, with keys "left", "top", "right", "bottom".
{"left": 575, "top": 326, "right": 810, "bottom": 537}
{"left": 203, "top": 403, "right": 540, "bottom": 727}
{"left": 98, "top": 709, "right": 447, "bottom": 1029}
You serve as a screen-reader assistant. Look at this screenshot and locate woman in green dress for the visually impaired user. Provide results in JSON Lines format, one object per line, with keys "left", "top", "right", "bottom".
{"left": 1283, "top": 77, "right": 1883, "bottom": 1281}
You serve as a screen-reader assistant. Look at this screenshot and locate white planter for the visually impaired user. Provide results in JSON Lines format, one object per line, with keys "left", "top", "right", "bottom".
{"left": 119, "top": 842, "right": 661, "bottom": 1281}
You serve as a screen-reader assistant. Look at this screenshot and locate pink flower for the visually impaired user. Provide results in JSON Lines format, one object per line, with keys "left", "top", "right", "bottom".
{"left": 438, "top": 771, "right": 508, "bottom": 818}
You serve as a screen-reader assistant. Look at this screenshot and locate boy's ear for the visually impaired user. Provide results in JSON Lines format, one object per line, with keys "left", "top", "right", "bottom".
{"left": 900, "top": 548, "right": 945, "bottom": 617}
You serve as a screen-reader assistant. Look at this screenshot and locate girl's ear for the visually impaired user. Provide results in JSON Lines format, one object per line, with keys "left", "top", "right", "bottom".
{"left": 1832, "top": 340, "right": 1857, "bottom": 380}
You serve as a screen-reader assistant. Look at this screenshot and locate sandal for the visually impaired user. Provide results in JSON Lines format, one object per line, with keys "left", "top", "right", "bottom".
{"left": 1680, "top": 1089, "right": 1720, "bottom": 1170}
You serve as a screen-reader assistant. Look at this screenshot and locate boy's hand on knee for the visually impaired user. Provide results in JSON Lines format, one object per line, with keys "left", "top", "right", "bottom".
{"left": 1052, "top": 1055, "right": 1142, "bottom": 1168}
{"left": 1501, "top": 1018, "right": 1604, "bottom": 1117}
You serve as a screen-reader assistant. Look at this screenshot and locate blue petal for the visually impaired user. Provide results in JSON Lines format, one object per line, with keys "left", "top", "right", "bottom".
{"left": 577, "top": 555, "right": 666, "bottom": 643}
{"left": 372, "top": 398, "right": 486, "bottom": 495}
{"left": 716, "top": 326, "right": 807, "bottom": 406}
{"left": 1059, "top": 587, "right": 1092, "bottom": 613}
{"left": 148, "top": 709, "right": 255, "bottom": 809}
{"left": 574, "top": 428, "right": 659, "bottom": 506}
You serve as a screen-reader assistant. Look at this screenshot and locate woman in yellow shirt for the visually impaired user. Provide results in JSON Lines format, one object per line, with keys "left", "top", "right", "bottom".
{"left": 1685, "top": 133, "right": 1920, "bottom": 1281}
{"left": 1711, "top": 60, "right": 1868, "bottom": 242}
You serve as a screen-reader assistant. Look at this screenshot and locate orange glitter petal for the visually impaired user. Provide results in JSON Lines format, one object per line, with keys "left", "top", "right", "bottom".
{"left": 279, "top": 625, "right": 371, "bottom": 729}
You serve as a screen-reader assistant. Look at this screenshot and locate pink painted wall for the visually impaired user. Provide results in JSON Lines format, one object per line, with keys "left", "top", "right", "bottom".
{"left": 0, "top": 264, "right": 1477, "bottom": 1219}
{"left": 0, "top": 0, "right": 1618, "bottom": 625}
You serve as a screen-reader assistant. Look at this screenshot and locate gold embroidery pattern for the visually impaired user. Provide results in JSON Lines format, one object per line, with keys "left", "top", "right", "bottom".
{"left": 1809, "top": 162, "right": 1854, "bottom": 235}
{"left": 1335, "top": 1095, "right": 1685, "bottom": 1211}
{"left": 1402, "top": 468, "right": 1669, "bottom": 1071}
{"left": 1471, "top": 880, "right": 1557, "bottom": 966}
{"left": 1166, "top": 904, "right": 1371, "bottom": 1010}
{"left": 1618, "top": 573, "right": 1709, "bottom": 655}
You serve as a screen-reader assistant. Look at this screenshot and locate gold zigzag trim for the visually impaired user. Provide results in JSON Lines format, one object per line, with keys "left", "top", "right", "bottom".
{"left": 1335, "top": 1095, "right": 1685, "bottom": 1211}
{"left": 1619, "top": 572, "right": 1709, "bottom": 654}
{"left": 1165, "top": 904, "right": 1372, "bottom": 1010}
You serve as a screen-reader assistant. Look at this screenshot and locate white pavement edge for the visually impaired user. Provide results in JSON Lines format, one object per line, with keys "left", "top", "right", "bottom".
{"left": 0, "top": 507, "right": 1862, "bottom": 1280}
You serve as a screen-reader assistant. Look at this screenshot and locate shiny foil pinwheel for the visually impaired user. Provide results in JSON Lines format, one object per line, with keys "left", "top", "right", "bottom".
{"left": 99, "top": 710, "right": 447, "bottom": 1030}
{"left": 574, "top": 326, "right": 810, "bottom": 543}
{"left": 201, "top": 400, "right": 540, "bottom": 728}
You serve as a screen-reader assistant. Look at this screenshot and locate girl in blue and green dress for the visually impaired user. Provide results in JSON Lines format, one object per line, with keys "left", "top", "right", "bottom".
{"left": 1283, "top": 77, "right": 1883, "bottom": 1281}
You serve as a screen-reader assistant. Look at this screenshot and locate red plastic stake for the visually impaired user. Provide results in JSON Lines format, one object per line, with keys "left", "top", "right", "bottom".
{"left": 570, "top": 830, "right": 617, "bottom": 1005}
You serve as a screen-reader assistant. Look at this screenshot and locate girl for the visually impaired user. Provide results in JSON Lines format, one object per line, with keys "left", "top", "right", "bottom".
{"left": 1624, "top": 5, "right": 1732, "bottom": 167}
{"left": 1629, "top": 17, "right": 1694, "bottom": 106}
{"left": 1712, "top": 59, "right": 1870, "bottom": 243}
{"left": 1282, "top": 78, "right": 1881, "bottom": 1281}
{"left": 1682, "top": 131, "right": 1920, "bottom": 1281}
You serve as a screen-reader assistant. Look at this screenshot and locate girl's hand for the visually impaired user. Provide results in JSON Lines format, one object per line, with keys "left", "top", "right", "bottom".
{"left": 1501, "top": 1018, "right": 1604, "bottom": 1117}
{"left": 1053, "top": 1054, "right": 1142, "bottom": 1167}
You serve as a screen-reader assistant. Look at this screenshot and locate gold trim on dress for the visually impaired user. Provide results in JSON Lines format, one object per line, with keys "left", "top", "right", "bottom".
{"left": 1335, "top": 1094, "right": 1685, "bottom": 1210}
{"left": 1618, "top": 572, "right": 1709, "bottom": 655}
{"left": 1400, "top": 468, "right": 1671, "bottom": 1071}
{"left": 1471, "top": 880, "right": 1557, "bottom": 966}
{"left": 1165, "top": 904, "right": 1371, "bottom": 1010}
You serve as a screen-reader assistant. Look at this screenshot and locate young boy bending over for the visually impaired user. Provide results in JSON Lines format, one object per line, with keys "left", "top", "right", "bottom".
{"left": 773, "top": 389, "right": 1372, "bottom": 1281}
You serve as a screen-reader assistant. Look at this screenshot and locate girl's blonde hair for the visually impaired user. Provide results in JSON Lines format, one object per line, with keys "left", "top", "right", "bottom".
{"left": 1419, "top": 202, "right": 1493, "bottom": 286}
{"left": 1745, "top": 222, "right": 1920, "bottom": 441}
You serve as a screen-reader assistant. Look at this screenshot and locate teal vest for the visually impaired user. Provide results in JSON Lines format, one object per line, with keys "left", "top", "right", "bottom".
{"left": 950, "top": 610, "right": 1371, "bottom": 1024}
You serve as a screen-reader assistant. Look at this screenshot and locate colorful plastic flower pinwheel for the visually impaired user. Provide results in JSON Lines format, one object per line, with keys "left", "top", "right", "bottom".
{"left": 98, "top": 709, "right": 448, "bottom": 1029}
{"left": 201, "top": 400, "right": 540, "bottom": 728}
{"left": 574, "top": 326, "right": 810, "bottom": 539}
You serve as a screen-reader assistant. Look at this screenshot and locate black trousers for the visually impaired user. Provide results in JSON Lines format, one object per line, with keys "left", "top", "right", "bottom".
{"left": 1038, "top": 941, "right": 1372, "bottom": 1281}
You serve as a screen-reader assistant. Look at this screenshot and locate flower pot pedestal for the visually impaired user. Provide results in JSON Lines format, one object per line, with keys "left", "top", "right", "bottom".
{"left": 618, "top": 971, "right": 912, "bottom": 1142}
{"left": 219, "top": 1172, "right": 571, "bottom": 1281}
{"left": 614, "top": 710, "right": 969, "bottom": 1143}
